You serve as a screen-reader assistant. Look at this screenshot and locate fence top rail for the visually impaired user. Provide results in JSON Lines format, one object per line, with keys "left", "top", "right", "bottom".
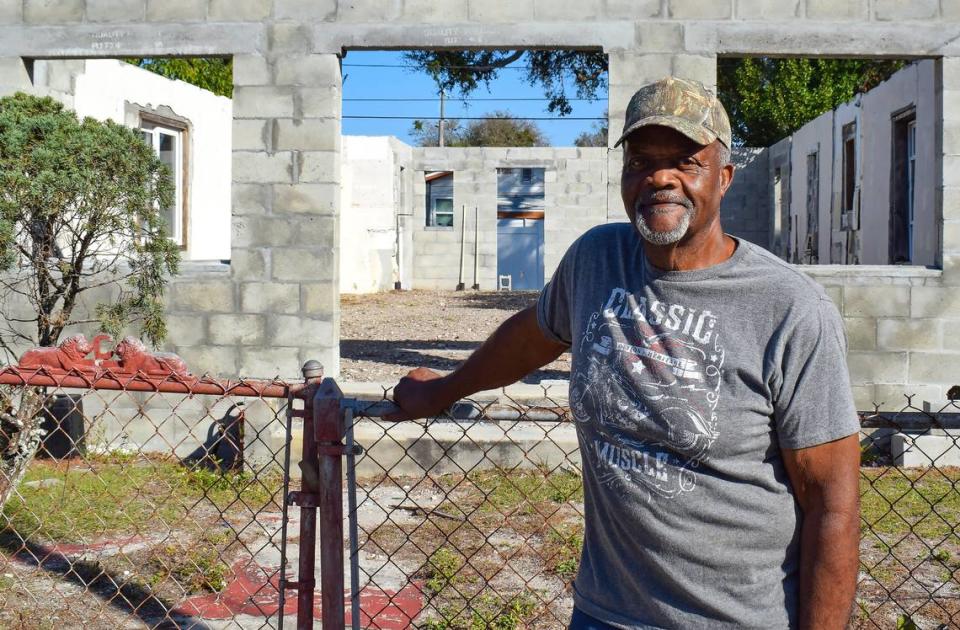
{"left": 0, "top": 365, "right": 292, "bottom": 398}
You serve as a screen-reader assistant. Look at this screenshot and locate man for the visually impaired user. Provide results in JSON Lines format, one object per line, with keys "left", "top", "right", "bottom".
{"left": 389, "top": 77, "right": 860, "bottom": 629}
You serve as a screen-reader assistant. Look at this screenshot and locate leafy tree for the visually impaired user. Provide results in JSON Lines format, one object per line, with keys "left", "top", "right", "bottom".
{"left": 410, "top": 112, "right": 547, "bottom": 147}
{"left": 125, "top": 57, "right": 233, "bottom": 98}
{"left": 0, "top": 92, "right": 181, "bottom": 355}
{"left": 402, "top": 50, "right": 607, "bottom": 116}
{"left": 717, "top": 57, "right": 907, "bottom": 146}
{"left": 574, "top": 121, "right": 608, "bottom": 147}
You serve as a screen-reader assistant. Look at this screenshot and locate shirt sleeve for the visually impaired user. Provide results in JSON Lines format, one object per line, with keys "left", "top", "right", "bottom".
{"left": 773, "top": 297, "right": 860, "bottom": 450}
{"left": 536, "top": 238, "right": 579, "bottom": 346}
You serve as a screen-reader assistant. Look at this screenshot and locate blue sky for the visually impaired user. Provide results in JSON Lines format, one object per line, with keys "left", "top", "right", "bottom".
{"left": 340, "top": 50, "right": 608, "bottom": 146}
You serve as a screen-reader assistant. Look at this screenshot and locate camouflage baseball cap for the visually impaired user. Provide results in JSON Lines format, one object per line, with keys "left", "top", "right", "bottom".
{"left": 613, "top": 77, "right": 732, "bottom": 149}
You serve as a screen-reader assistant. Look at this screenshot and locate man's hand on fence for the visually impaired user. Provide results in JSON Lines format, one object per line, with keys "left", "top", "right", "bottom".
{"left": 385, "top": 367, "right": 454, "bottom": 421}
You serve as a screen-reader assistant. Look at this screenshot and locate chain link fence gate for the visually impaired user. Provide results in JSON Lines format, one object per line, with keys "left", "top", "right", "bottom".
{"left": 1, "top": 346, "right": 959, "bottom": 629}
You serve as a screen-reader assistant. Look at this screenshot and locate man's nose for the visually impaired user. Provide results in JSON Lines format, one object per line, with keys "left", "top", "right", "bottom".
{"left": 647, "top": 164, "right": 679, "bottom": 189}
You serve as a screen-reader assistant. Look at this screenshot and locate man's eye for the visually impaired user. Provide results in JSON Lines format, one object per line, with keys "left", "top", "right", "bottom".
{"left": 628, "top": 158, "right": 647, "bottom": 169}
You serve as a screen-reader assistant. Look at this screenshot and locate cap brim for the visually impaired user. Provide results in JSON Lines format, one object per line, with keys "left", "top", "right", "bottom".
{"left": 613, "top": 115, "right": 719, "bottom": 148}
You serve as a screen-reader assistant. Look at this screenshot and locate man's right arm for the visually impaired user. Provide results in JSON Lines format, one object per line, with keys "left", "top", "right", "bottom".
{"left": 385, "top": 305, "right": 569, "bottom": 420}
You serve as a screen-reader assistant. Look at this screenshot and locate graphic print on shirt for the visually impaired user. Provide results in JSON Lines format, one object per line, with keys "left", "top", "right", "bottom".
{"left": 570, "top": 287, "right": 724, "bottom": 501}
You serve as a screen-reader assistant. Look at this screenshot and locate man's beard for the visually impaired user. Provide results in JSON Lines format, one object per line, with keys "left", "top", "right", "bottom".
{"left": 633, "top": 195, "right": 696, "bottom": 245}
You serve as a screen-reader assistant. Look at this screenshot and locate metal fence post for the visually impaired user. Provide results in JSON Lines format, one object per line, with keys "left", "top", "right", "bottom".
{"left": 314, "top": 377, "right": 346, "bottom": 629}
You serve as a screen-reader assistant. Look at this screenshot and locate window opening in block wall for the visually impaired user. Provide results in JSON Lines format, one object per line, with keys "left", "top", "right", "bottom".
{"left": 425, "top": 171, "right": 454, "bottom": 228}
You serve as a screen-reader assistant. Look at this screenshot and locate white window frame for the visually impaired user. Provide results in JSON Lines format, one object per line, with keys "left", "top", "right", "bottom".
{"left": 431, "top": 197, "right": 455, "bottom": 227}
{"left": 140, "top": 123, "right": 184, "bottom": 246}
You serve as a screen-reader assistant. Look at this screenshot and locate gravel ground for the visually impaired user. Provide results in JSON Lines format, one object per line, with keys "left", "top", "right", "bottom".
{"left": 339, "top": 290, "right": 572, "bottom": 384}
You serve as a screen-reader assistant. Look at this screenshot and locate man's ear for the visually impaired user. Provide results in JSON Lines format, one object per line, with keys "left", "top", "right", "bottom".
{"left": 719, "top": 162, "right": 735, "bottom": 196}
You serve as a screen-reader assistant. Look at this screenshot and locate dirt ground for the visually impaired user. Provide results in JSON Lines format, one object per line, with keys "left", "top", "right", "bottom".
{"left": 339, "top": 290, "right": 572, "bottom": 384}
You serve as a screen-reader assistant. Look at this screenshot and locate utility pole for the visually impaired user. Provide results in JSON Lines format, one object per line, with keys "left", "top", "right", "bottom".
{"left": 438, "top": 89, "right": 445, "bottom": 147}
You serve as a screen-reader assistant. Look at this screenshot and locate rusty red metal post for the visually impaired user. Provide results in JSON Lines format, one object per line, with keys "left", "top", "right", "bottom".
{"left": 291, "top": 361, "right": 325, "bottom": 629}
{"left": 314, "top": 377, "right": 346, "bottom": 629}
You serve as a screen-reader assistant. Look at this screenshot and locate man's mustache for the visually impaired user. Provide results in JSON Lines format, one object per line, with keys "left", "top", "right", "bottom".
{"left": 635, "top": 193, "right": 694, "bottom": 212}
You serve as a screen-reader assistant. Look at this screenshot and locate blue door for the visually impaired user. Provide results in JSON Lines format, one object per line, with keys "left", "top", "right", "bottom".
{"left": 497, "top": 218, "right": 544, "bottom": 290}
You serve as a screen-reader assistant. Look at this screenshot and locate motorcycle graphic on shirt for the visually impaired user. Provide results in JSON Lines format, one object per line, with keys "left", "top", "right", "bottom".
{"left": 570, "top": 287, "right": 724, "bottom": 501}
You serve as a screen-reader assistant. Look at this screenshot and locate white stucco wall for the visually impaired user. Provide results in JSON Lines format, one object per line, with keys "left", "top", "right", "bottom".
{"left": 858, "top": 60, "right": 938, "bottom": 266}
{"left": 340, "top": 136, "right": 401, "bottom": 293}
{"left": 72, "top": 59, "right": 232, "bottom": 262}
{"left": 789, "top": 110, "right": 835, "bottom": 264}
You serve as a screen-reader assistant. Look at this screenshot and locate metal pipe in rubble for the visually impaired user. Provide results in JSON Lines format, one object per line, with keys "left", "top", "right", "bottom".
{"left": 295, "top": 360, "right": 324, "bottom": 630}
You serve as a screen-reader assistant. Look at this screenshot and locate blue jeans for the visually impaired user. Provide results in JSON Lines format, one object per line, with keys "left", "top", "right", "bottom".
{"left": 568, "top": 607, "right": 621, "bottom": 630}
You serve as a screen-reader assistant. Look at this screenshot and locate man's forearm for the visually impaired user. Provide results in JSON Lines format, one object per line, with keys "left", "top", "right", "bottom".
{"left": 441, "top": 306, "right": 567, "bottom": 401}
{"left": 797, "top": 507, "right": 859, "bottom": 629}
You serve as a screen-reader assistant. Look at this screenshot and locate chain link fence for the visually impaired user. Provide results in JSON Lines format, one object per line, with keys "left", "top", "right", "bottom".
{"left": 0, "top": 366, "right": 299, "bottom": 629}
{"left": 1, "top": 362, "right": 958, "bottom": 629}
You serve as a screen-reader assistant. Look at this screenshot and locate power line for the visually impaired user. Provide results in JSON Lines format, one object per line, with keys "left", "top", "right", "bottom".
{"left": 343, "top": 97, "right": 595, "bottom": 102}
{"left": 342, "top": 62, "right": 533, "bottom": 71}
{"left": 344, "top": 115, "right": 606, "bottom": 121}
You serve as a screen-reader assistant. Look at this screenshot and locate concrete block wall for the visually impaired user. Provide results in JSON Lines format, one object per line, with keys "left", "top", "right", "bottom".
{"left": 0, "top": 0, "right": 959, "bottom": 405}
{"left": 408, "top": 146, "right": 607, "bottom": 289}
{"left": 722, "top": 147, "right": 770, "bottom": 248}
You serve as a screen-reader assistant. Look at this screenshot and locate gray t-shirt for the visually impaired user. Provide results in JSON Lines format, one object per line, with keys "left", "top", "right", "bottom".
{"left": 537, "top": 223, "right": 859, "bottom": 629}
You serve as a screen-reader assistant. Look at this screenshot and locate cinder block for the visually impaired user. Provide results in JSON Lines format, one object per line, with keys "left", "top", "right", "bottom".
{"left": 877, "top": 319, "right": 941, "bottom": 351}
{"left": 146, "top": 0, "right": 206, "bottom": 20}
{"left": 873, "top": 383, "right": 943, "bottom": 411}
{"left": 274, "top": 55, "right": 341, "bottom": 87}
{"left": 232, "top": 183, "right": 269, "bottom": 216}
{"left": 232, "top": 55, "right": 270, "bottom": 87}
{"left": 805, "top": 0, "right": 868, "bottom": 19}
{"left": 734, "top": 0, "right": 800, "bottom": 19}
{"left": 208, "top": 314, "right": 266, "bottom": 345}
{"left": 302, "top": 282, "right": 336, "bottom": 314}
{"left": 850, "top": 384, "right": 876, "bottom": 412}
{"left": 274, "top": 119, "right": 338, "bottom": 151}
{"left": 874, "top": 0, "right": 937, "bottom": 20}
{"left": 170, "top": 281, "right": 235, "bottom": 312}
{"left": 274, "top": 0, "right": 336, "bottom": 19}
{"left": 910, "top": 286, "right": 960, "bottom": 318}
{"left": 289, "top": 215, "right": 338, "bottom": 245}
{"left": 944, "top": 156, "right": 960, "bottom": 188}
{"left": 267, "top": 315, "right": 334, "bottom": 345}
{"left": 944, "top": 189, "right": 960, "bottom": 224}
{"left": 233, "top": 87, "right": 295, "bottom": 119}
{"left": 672, "top": 55, "right": 718, "bottom": 87}
{"left": 233, "top": 152, "right": 293, "bottom": 184}
{"left": 299, "top": 87, "right": 341, "bottom": 118}
{"left": 605, "top": 0, "right": 661, "bottom": 17}
{"left": 669, "top": 0, "right": 732, "bottom": 19}
{"left": 945, "top": 0, "right": 960, "bottom": 20}
{"left": 238, "top": 347, "right": 302, "bottom": 380}
{"left": 634, "top": 22, "right": 683, "bottom": 52}
{"left": 843, "top": 286, "right": 910, "bottom": 318}
{"left": 338, "top": 0, "right": 403, "bottom": 21}
{"left": 847, "top": 351, "right": 908, "bottom": 384}
{"left": 233, "top": 119, "right": 269, "bottom": 151}
{"left": 230, "top": 248, "right": 269, "bottom": 281}
{"left": 299, "top": 151, "right": 339, "bottom": 183}
{"left": 272, "top": 248, "right": 336, "bottom": 282}
{"left": 240, "top": 282, "right": 300, "bottom": 314}
{"left": 85, "top": 0, "right": 145, "bottom": 22}
{"left": 175, "top": 345, "right": 238, "bottom": 378}
{"left": 208, "top": 0, "right": 271, "bottom": 20}
{"left": 0, "top": 2, "right": 22, "bottom": 23}
{"left": 164, "top": 314, "right": 208, "bottom": 346}
{"left": 532, "top": 0, "right": 602, "bottom": 20}
{"left": 24, "top": 0, "right": 83, "bottom": 22}
{"left": 909, "top": 353, "right": 960, "bottom": 385}
{"left": 402, "top": 0, "right": 468, "bottom": 21}
{"left": 273, "top": 184, "right": 338, "bottom": 214}
{"left": 233, "top": 216, "right": 294, "bottom": 248}
{"left": 844, "top": 317, "right": 876, "bottom": 351}
{"left": 267, "top": 23, "right": 313, "bottom": 54}
{"left": 892, "top": 433, "right": 960, "bottom": 468}
{"left": 608, "top": 53, "right": 673, "bottom": 89}
{"left": 468, "top": 0, "right": 534, "bottom": 21}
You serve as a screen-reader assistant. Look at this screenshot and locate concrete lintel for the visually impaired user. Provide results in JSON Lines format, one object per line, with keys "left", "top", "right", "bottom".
{"left": 0, "top": 23, "right": 263, "bottom": 58}
{"left": 687, "top": 21, "right": 960, "bottom": 57}
{"left": 317, "top": 21, "right": 633, "bottom": 53}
